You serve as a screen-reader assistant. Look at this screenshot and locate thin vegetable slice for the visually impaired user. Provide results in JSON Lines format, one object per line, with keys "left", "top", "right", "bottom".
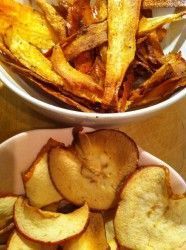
{"left": 4, "top": 29, "right": 63, "bottom": 85}
{"left": 114, "top": 166, "right": 186, "bottom": 249}
{"left": 0, "top": 196, "right": 17, "bottom": 230}
{"left": 51, "top": 45, "right": 103, "bottom": 103}
{"left": 63, "top": 213, "right": 109, "bottom": 250}
{"left": 14, "top": 197, "right": 89, "bottom": 245}
{"left": 23, "top": 139, "right": 62, "bottom": 208}
{"left": 7, "top": 231, "right": 56, "bottom": 250}
{"left": 49, "top": 129, "right": 139, "bottom": 210}
{"left": 103, "top": 0, "right": 142, "bottom": 105}
{"left": 138, "top": 11, "right": 186, "bottom": 36}
{"left": 36, "top": 0, "right": 66, "bottom": 42}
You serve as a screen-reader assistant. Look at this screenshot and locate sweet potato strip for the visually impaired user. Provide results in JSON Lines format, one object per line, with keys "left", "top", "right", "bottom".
{"left": 63, "top": 21, "right": 107, "bottom": 61}
{"left": 0, "top": 0, "right": 55, "bottom": 50}
{"left": 36, "top": 0, "right": 66, "bottom": 42}
{"left": 51, "top": 45, "right": 103, "bottom": 103}
{"left": 130, "top": 54, "right": 186, "bottom": 101}
{"left": 4, "top": 28, "right": 62, "bottom": 85}
{"left": 26, "top": 77, "right": 92, "bottom": 112}
{"left": 91, "top": 0, "right": 108, "bottom": 22}
{"left": 138, "top": 11, "right": 186, "bottom": 36}
{"left": 131, "top": 77, "right": 186, "bottom": 108}
{"left": 103, "top": 0, "right": 142, "bottom": 105}
{"left": 143, "top": 0, "right": 186, "bottom": 9}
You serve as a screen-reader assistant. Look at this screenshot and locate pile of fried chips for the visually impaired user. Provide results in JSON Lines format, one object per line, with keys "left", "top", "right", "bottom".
{"left": 0, "top": 0, "right": 185, "bottom": 112}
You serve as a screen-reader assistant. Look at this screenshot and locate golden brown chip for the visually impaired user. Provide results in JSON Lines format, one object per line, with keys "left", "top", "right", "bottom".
{"left": 63, "top": 21, "right": 107, "bottom": 61}
{"left": 36, "top": 0, "right": 67, "bottom": 42}
{"left": 4, "top": 28, "right": 63, "bottom": 85}
{"left": 90, "top": 0, "right": 107, "bottom": 22}
{"left": 138, "top": 11, "right": 186, "bottom": 36}
{"left": 51, "top": 45, "right": 103, "bottom": 103}
{"left": 0, "top": 0, "right": 55, "bottom": 50}
{"left": 143, "top": 0, "right": 186, "bottom": 9}
{"left": 130, "top": 77, "right": 186, "bottom": 108}
{"left": 103, "top": 0, "right": 142, "bottom": 105}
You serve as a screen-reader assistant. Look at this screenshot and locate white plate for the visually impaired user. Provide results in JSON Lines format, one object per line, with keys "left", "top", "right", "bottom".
{"left": 0, "top": 128, "right": 185, "bottom": 195}
{"left": 0, "top": 5, "right": 185, "bottom": 126}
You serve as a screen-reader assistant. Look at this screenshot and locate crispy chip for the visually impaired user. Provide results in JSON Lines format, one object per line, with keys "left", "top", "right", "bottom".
{"left": 90, "top": 0, "right": 107, "bottom": 22}
{"left": 51, "top": 45, "right": 103, "bottom": 103}
{"left": 0, "top": 0, "right": 55, "bottom": 50}
{"left": 130, "top": 77, "right": 186, "bottom": 108}
{"left": 138, "top": 11, "right": 186, "bottom": 36}
{"left": 103, "top": 0, "right": 142, "bottom": 105}
{"left": 4, "top": 28, "right": 62, "bottom": 85}
{"left": 36, "top": 0, "right": 67, "bottom": 42}
{"left": 63, "top": 21, "right": 107, "bottom": 61}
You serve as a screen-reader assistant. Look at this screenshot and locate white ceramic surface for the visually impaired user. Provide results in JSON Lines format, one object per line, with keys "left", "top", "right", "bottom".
{"left": 0, "top": 127, "right": 185, "bottom": 249}
{"left": 0, "top": 128, "right": 185, "bottom": 195}
{"left": 0, "top": 6, "right": 185, "bottom": 126}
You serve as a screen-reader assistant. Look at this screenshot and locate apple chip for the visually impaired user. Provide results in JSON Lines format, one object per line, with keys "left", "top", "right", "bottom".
{"left": 49, "top": 129, "right": 139, "bottom": 210}
{"left": 7, "top": 231, "right": 56, "bottom": 250}
{"left": 23, "top": 139, "right": 62, "bottom": 208}
{"left": 138, "top": 11, "right": 186, "bottom": 36}
{"left": 4, "top": 28, "right": 63, "bottom": 85}
{"left": 63, "top": 212, "right": 109, "bottom": 250}
{"left": 103, "top": 0, "right": 142, "bottom": 105}
{"left": 14, "top": 197, "right": 89, "bottom": 244}
{"left": 36, "top": 0, "right": 66, "bottom": 42}
{"left": 51, "top": 45, "right": 103, "bottom": 103}
{"left": 114, "top": 166, "right": 186, "bottom": 249}
{"left": 0, "top": 196, "right": 17, "bottom": 230}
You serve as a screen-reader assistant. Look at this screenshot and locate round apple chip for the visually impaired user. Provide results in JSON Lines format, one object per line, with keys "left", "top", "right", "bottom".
{"left": 114, "top": 166, "right": 186, "bottom": 249}
{"left": 49, "top": 129, "right": 139, "bottom": 210}
{"left": 14, "top": 197, "right": 89, "bottom": 245}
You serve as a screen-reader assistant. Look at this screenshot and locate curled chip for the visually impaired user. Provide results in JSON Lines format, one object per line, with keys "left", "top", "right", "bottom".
{"left": 49, "top": 129, "right": 139, "bottom": 210}
{"left": 23, "top": 139, "right": 63, "bottom": 208}
{"left": 114, "top": 166, "right": 186, "bottom": 249}
{"left": 14, "top": 197, "right": 89, "bottom": 245}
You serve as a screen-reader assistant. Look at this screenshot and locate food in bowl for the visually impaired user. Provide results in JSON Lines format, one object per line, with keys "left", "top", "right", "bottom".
{"left": 0, "top": 129, "right": 186, "bottom": 249}
{"left": 0, "top": 0, "right": 185, "bottom": 113}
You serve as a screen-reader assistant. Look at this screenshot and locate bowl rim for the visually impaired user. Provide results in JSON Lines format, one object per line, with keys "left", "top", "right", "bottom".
{"left": 1, "top": 67, "right": 186, "bottom": 120}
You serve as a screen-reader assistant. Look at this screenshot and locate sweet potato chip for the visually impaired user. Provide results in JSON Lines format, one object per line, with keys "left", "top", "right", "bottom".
{"left": 90, "top": 0, "right": 107, "bottom": 22}
{"left": 63, "top": 213, "right": 109, "bottom": 250}
{"left": 103, "top": 0, "right": 142, "bottom": 105}
{"left": 63, "top": 21, "right": 107, "bottom": 61}
{"left": 23, "top": 139, "right": 62, "bottom": 208}
{"left": 143, "top": 0, "right": 186, "bottom": 8}
{"left": 138, "top": 11, "right": 186, "bottom": 36}
{"left": 4, "top": 28, "right": 63, "bottom": 85}
{"left": 36, "top": 0, "right": 66, "bottom": 42}
{"left": 0, "top": 0, "right": 55, "bottom": 50}
{"left": 114, "top": 166, "right": 186, "bottom": 249}
{"left": 51, "top": 45, "right": 103, "bottom": 103}
{"left": 130, "top": 53, "right": 186, "bottom": 100}
{"left": 131, "top": 77, "right": 186, "bottom": 108}
{"left": 49, "top": 129, "right": 139, "bottom": 210}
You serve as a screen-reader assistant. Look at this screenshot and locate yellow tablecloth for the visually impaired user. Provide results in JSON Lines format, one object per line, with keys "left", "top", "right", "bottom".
{"left": 0, "top": 84, "right": 185, "bottom": 179}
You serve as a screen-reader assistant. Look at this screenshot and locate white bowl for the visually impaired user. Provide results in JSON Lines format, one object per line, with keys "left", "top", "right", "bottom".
{"left": 0, "top": 7, "right": 186, "bottom": 126}
{"left": 0, "top": 127, "right": 185, "bottom": 195}
{"left": 0, "top": 128, "right": 185, "bottom": 249}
